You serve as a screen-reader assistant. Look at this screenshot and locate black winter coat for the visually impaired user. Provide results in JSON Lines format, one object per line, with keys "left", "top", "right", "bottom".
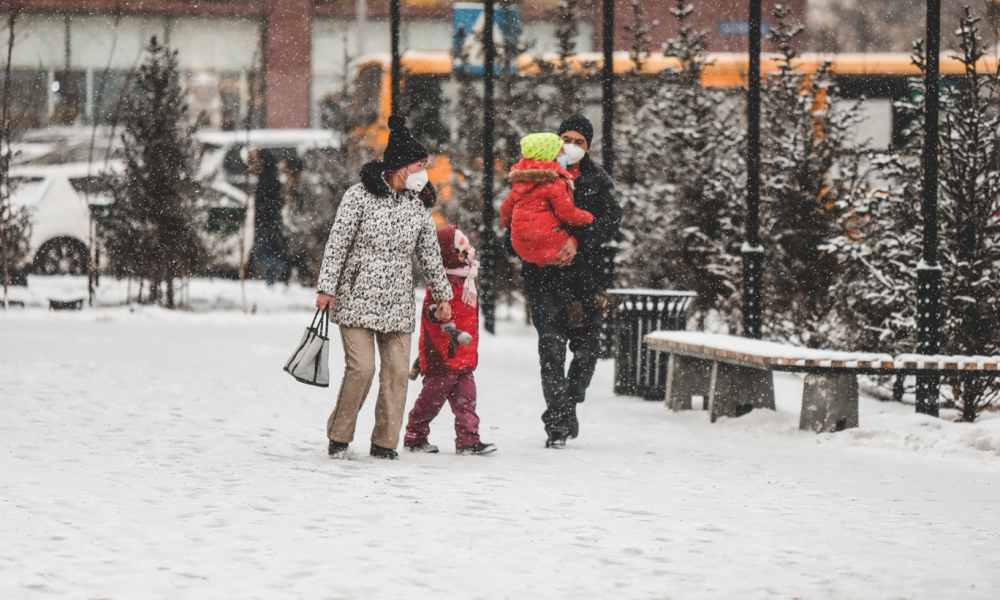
{"left": 521, "top": 153, "right": 622, "bottom": 305}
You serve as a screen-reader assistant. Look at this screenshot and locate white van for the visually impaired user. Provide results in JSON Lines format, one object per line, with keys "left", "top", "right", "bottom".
{"left": 9, "top": 128, "right": 339, "bottom": 275}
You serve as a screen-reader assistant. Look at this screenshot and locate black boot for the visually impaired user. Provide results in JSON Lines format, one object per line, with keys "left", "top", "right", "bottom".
{"left": 328, "top": 440, "right": 349, "bottom": 458}
{"left": 370, "top": 443, "right": 399, "bottom": 460}
{"left": 545, "top": 432, "right": 568, "bottom": 448}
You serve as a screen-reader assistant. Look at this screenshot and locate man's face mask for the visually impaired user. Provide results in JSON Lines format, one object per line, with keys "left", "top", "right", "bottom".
{"left": 562, "top": 143, "right": 586, "bottom": 165}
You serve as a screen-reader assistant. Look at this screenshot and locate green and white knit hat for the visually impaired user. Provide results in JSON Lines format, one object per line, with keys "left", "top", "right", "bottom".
{"left": 520, "top": 132, "right": 563, "bottom": 162}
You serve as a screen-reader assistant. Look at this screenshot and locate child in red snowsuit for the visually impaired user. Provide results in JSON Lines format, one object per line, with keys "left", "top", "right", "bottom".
{"left": 500, "top": 132, "right": 594, "bottom": 266}
{"left": 404, "top": 226, "right": 496, "bottom": 456}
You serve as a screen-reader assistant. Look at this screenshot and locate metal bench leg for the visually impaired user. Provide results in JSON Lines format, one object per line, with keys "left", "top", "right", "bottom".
{"left": 709, "top": 362, "right": 775, "bottom": 423}
{"left": 665, "top": 354, "right": 713, "bottom": 411}
{"left": 800, "top": 373, "right": 859, "bottom": 433}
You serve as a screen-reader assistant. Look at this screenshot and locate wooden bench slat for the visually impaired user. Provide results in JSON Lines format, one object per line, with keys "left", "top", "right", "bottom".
{"left": 645, "top": 331, "right": 1000, "bottom": 373}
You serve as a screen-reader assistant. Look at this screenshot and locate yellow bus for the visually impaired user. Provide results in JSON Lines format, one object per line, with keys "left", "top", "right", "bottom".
{"left": 349, "top": 50, "right": 999, "bottom": 202}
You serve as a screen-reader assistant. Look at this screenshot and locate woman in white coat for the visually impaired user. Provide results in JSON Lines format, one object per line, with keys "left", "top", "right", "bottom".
{"left": 316, "top": 116, "right": 453, "bottom": 460}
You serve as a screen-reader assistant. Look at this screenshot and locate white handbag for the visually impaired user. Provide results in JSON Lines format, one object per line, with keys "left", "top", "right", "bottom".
{"left": 284, "top": 308, "right": 331, "bottom": 387}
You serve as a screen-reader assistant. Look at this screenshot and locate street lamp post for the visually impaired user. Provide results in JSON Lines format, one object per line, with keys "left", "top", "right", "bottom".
{"left": 602, "top": 0, "right": 614, "bottom": 176}
{"left": 742, "top": 0, "right": 764, "bottom": 340}
{"left": 916, "top": 0, "right": 943, "bottom": 416}
{"left": 480, "top": 0, "right": 497, "bottom": 334}
{"left": 390, "top": 0, "right": 401, "bottom": 116}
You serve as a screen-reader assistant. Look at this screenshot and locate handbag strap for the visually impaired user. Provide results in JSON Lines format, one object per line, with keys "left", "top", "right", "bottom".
{"left": 310, "top": 307, "right": 330, "bottom": 337}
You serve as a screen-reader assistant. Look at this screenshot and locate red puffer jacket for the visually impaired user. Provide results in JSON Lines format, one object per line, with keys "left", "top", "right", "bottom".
{"left": 500, "top": 158, "right": 594, "bottom": 265}
{"left": 418, "top": 227, "right": 479, "bottom": 375}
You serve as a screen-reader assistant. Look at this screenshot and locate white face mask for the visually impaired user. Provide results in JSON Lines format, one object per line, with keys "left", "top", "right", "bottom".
{"left": 562, "top": 143, "right": 586, "bottom": 165}
{"left": 404, "top": 169, "right": 429, "bottom": 192}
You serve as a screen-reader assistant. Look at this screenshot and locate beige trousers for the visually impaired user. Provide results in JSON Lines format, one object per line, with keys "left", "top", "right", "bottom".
{"left": 327, "top": 326, "right": 412, "bottom": 449}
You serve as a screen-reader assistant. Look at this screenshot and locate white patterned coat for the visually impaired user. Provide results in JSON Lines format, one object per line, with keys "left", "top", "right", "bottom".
{"left": 317, "top": 166, "right": 452, "bottom": 333}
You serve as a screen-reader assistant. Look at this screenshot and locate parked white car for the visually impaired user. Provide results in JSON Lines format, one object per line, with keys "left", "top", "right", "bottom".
{"left": 9, "top": 128, "right": 339, "bottom": 275}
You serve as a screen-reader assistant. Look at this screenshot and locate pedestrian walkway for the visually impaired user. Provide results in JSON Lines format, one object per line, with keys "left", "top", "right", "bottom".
{"left": 1, "top": 309, "right": 998, "bottom": 598}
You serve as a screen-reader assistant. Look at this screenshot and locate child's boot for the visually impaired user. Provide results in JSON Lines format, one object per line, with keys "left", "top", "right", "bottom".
{"left": 406, "top": 443, "right": 439, "bottom": 453}
{"left": 457, "top": 442, "right": 497, "bottom": 456}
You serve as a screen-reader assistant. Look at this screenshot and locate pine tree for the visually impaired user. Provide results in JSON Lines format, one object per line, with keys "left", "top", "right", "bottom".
{"left": 935, "top": 10, "right": 1000, "bottom": 420}
{"left": 1, "top": 9, "right": 30, "bottom": 310}
{"left": 616, "top": 1, "right": 745, "bottom": 333}
{"left": 442, "top": 23, "right": 487, "bottom": 240}
{"left": 823, "top": 59, "right": 925, "bottom": 354}
{"left": 658, "top": 0, "right": 745, "bottom": 328}
{"left": 941, "top": 8, "right": 1000, "bottom": 421}
{"left": 101, "top": 37, "right": 207, "bottom": 308}
{"left": 615, "top": 0, "right": 660, "bottom": 186}
{"left": 615, "top": 0, "right": 672, "bottom": 289}
{"left": 758, "top": 5, "right": 865, "bottom": 346}
{"left": 827, "top": 10, "right": 1000, "bottom": 420}
{"left": 534, "top": 0, "right": 595, "bottom": 126}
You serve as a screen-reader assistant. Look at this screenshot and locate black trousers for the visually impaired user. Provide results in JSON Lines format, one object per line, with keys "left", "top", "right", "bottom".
{"left": 526, "top": 283, "right": 601, "bottom": 436}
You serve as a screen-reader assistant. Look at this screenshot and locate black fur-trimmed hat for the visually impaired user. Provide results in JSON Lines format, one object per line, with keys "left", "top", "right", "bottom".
{"left": 383, "top": 115, "right": 428, "bottom": 171}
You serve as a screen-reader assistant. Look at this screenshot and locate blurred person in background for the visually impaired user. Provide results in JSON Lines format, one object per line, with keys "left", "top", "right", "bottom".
{"left": 247, "top": 148, "right": 290, "bottom": 285}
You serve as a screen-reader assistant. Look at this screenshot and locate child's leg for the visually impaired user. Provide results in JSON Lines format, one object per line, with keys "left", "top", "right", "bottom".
{"left": 447, "top": 372, "right": 481, "bottom": 450}
{"left": 404, "top": 373, "right": 457, "bottom": 447}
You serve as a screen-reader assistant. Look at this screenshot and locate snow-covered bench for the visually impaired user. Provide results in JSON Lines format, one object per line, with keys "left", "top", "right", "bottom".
{"left": 643, "top": 331, "right": 1000, "bottom": 433}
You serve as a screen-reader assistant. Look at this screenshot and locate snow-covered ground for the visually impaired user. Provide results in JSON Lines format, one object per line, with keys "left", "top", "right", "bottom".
{"left": 2, "top": 277, "right": 1000, "bottom": 599}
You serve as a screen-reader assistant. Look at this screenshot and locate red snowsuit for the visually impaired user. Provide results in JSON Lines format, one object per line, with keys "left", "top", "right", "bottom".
{"left": 500, "top": 158, "right": 594, "bottom": 266}
{"left": 404, "top": 226, "right": 482, "bottom": 450}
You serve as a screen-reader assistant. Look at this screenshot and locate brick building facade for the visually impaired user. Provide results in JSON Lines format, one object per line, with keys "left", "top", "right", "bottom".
{"left": 0, "top": 0, "right": 806, "bottom": 129}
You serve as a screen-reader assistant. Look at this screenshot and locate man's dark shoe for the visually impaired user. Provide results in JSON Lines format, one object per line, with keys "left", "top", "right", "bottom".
{"left": 406, "top": 443, "right": 439, "bottom": 453}
{"left": 457, "top": 442, "right": 497, "bottom": 456}
{"left": 370, "top": 443, "right": 399, "bottom": 460}
{"left": 328, "top": 440, "right": 349, "bottom": 458}
{"left": 569, "top": 417, "right": 579, "bottom": 439}
{"left": 545, "top": 432, "right": 568, "bottom": 448}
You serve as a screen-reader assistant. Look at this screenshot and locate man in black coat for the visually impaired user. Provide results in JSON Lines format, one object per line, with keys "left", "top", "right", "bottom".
{"left": 519, "top": 114, "right": 622, "bottom": 448}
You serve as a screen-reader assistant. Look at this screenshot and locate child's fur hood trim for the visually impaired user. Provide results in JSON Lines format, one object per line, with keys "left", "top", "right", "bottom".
{"left": 508, "top": 169, "right": 560, "bottom": 184}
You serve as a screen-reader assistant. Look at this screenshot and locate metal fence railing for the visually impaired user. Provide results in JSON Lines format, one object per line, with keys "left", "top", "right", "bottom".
{"left": 607, "top": 289, "right": 696, "bottom": 400}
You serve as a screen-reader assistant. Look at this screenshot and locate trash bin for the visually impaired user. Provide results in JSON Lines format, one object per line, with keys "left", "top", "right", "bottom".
{"left": 607, "top": 289, "right": 696, "bottom": 400}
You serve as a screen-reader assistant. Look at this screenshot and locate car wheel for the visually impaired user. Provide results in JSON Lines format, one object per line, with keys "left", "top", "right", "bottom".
{"left": 33, "top": 237, "right": 88, "bottom": 276}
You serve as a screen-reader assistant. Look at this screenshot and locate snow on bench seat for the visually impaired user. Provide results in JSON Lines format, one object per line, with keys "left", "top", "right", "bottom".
{"left": 893, "top": 354, "right": 1000, "bottom": 371}
{"left": 644, "top": 332, "right": 1000, "bottom": 372}
{"left": 644, "top": 331, "right": 894, "bottom": 370}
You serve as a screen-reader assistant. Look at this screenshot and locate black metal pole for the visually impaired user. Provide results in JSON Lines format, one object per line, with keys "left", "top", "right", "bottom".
{"left": 916, "top": 0, "right": 942, "bottom": 416}
{"left": 390, "top": 0, "right": 401, "bottom": 116}
{"left": 602, "top": 0, "right": 614, "bottom": 175}
{"left": 481, "top": 0, "right": 497, "bottom": 334}
{"left": 741, "top": 0, "right": 764, "bottom": 340}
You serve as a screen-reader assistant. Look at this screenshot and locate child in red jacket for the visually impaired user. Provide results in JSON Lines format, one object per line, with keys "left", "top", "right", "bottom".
{"left": 500, "top": 132, "right": 594, "bottom": 266}
{"left": 404, "top": 226, "right": 496, "bottom": 456}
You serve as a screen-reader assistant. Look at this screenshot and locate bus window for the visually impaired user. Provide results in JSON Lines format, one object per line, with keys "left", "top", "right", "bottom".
{"left": 835, "top": 76, "right": 909, "bottom": 150}
{"left": 350, "top": 64, "right": 383, "bottom": 129}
